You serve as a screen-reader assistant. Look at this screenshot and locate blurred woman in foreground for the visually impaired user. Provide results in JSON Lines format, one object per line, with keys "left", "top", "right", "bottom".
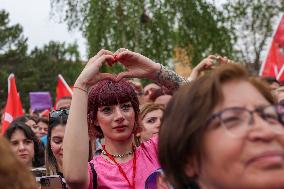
{"left": 159, "top": 64, "right": 284, "bottom": 189}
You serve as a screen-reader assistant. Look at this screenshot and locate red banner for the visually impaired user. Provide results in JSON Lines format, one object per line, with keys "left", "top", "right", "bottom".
{"left": 260, "top": 14, "right": 284, "bottom": 80}
{"left": 55, "top": 74, "right": 73, "bottom": 106}
{"left": 1, "top": 74, "right": 24, "bottom": 134}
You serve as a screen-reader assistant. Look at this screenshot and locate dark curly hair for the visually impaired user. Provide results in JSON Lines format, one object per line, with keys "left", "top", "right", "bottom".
{"left": 87, "top": 78, "right": 140, "bottom": 139}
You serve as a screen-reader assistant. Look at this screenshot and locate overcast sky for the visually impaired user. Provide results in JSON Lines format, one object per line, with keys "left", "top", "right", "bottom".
{"left": 0, "top": 0, "right": 273, "bottom": 64}
{"left": 0, "top": 0, "right": 87, "bottom": 59}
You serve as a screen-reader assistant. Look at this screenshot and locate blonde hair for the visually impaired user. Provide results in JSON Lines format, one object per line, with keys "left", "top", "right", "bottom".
{"left": 140, "top": 103, "right": 165, "bottom": 121}
{"left": 136, "top": 103, "right": 165, "bottom": 145}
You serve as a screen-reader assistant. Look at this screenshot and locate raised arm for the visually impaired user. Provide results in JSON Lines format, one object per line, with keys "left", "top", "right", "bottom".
{"left": 188, "top": 55, "right": 230, "bottom": 81}
{"left": 115, "top": 50, "right": 234, "bottom": 92}
{"left": 115, "top": 48, "right": 189, "bottom": 92}
{"left": 63, "top": 49, "right": 114, "bottom": 189}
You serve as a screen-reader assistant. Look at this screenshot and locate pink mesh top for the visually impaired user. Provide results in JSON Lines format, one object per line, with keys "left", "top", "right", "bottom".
{"left": 88, "top": 136, "right": 160, "bottom": 189}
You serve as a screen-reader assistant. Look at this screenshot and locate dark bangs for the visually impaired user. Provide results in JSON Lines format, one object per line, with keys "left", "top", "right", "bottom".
{"left": 5, "top": 121, "right": 35, "bottom": 140}
{"left": 96, "top": 79, "right": 137, "bottom": 107}
{"left": 4, "top": 121, "right": 45, "bottom": 167}
{"left": 87, "top": 79, "right": 140, "bottom": 138}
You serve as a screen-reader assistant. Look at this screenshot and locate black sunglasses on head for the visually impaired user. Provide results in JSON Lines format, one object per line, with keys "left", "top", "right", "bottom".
{"left": 49, "top": 109, "right": 69, "bottom": 118}
{"left": 49, "top": 109, "right": 69, "bottom": 124}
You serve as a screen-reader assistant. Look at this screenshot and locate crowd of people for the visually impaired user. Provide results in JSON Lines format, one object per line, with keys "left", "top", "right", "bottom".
{"left": 0, "top": 48, "right": 284, "bottom": 189}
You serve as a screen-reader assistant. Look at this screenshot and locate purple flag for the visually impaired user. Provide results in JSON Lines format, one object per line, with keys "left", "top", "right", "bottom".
{"left": 29, "top": 92, "right": 52, "bottom": 111}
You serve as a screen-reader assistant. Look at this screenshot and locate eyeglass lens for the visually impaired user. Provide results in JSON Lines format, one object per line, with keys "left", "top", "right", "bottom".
{"left": 219, "top": 105, "right": 284, "bottom": 137}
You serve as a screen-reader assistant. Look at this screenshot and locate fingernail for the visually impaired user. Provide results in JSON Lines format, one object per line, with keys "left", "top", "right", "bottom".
{"left": 114, "top": 55, "right": 118, "bottom": 61}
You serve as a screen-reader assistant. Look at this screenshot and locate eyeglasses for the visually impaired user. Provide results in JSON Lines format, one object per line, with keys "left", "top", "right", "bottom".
{"left": 207, "top": 104, "right": 284, "bottom": 138}
{"left": 49, "top": 109, "right": 69, "bottom": 124}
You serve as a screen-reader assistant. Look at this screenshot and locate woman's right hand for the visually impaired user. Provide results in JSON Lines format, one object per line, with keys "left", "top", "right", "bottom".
{"left": 74, "top": 49, "right": 115, "bottom": 90}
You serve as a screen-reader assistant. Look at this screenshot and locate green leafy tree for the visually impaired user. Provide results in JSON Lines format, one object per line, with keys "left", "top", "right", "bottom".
{"left": 166, "top": 0, "right": 234, "bottom": 65}
{"left": 223, "top": 0, "right": 284, "bottom": 72}
{"left": 0, "top": 9, "right": 83, "bottom": 111}
{"left": 51, "top": 0, "right": 233, "bottom": 69}
{"left": 0, "top": 10, "right": 28, "bottom": 55}
{"left": 0, "top": 10, "right": 28, "bottom": 109}
{"left": 19, "top": 41, "right": 83, "bottom": 109}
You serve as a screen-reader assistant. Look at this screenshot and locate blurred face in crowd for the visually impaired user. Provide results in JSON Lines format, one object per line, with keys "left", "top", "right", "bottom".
{"left": 96, "top": 102, "right": 135, "bottom": 141}
{"left": 188, "top": 80, "right": 284, "bottom": 189}
{"left": 50, "top": 125, "right": 65, "bottom": 169}
{"left": 154, "top": 95, "right": 172, "bottom": 107}
{"left": 38, "top": 121, "right": 48, "bottom": 138}
{"left": 141, "top": 109, "right": 164, "bottom": 141}
{"left": 56, "top": 98, "right": 72, "bottom": 110}
{"left": 143, "top": 83, "right": 161, "bottom": 102}
{"left": 10, "top": 129, "right": 35, "bottom": 167}
{"left": 25, "top": 119, "right": 39, "bottom": 137}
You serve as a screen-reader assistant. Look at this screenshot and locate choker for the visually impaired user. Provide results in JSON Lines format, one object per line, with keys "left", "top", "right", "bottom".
{"left": 102, "top": 146, "right": 135, "bottom": 158}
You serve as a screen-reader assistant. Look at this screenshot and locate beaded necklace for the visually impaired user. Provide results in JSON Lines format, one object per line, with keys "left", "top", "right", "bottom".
{"left": 102, "top": 147, "right": 135, "bottom": 158}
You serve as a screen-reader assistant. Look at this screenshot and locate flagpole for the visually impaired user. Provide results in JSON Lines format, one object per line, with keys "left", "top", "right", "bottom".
{"left": 259, "top": 13, "right": 284, "bottom": 76}
{"left": 277, "top": 63, "right": 284, "bottom": 80}
{"left": 7, "top": 73, "right": 15, "bottom": 92}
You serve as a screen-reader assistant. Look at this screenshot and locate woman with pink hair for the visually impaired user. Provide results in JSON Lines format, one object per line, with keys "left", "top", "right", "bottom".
{"left": 63, "top": 49, "right": 186, "bottom": 189}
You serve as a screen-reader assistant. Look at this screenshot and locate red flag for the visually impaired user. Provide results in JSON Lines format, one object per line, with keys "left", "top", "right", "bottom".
{"left": 39, "top": 109, "right": 50, "bottom": 118}
{"left": 260, "top": 14, "right": 284, "bottom": 79}
{"left": 55, "top": 74, "right": 73, "bottom": 106}
{"left": 1, "top": 74, "right": 24, "bottom": 134}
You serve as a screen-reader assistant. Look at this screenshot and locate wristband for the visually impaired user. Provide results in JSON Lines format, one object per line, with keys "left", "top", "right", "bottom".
{"left": 73, "top": 86, "right": 88, "bottom": 93}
